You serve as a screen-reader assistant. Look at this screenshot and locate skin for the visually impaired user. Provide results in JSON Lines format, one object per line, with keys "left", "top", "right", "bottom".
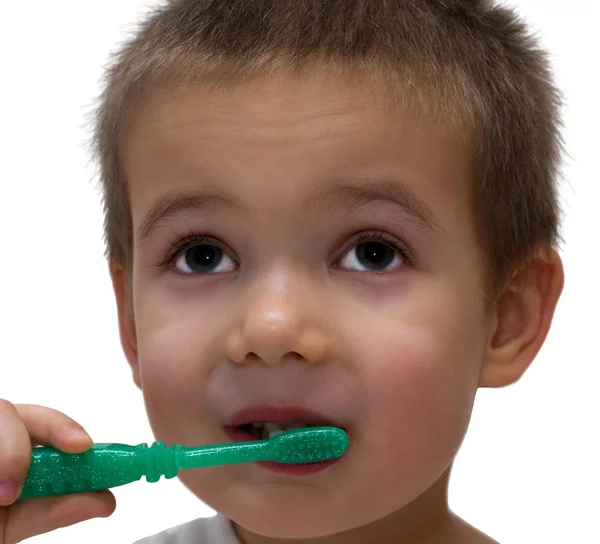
{"left": 111, "top": 69, "right": 564, "bottom": 544}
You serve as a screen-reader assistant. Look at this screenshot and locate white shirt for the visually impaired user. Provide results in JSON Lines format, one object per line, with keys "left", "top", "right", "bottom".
{"left": 134, "top": 514, "right": 241, "bottom": 543}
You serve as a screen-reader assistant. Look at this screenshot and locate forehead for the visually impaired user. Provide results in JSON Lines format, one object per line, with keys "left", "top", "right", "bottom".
{"left": 122, "top": 71, "right": 473, "bottom": 237}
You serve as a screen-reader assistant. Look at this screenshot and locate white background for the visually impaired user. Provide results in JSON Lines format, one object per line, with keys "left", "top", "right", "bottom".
{"left": 0, "top": 1, "right": 598, "bottom": 542}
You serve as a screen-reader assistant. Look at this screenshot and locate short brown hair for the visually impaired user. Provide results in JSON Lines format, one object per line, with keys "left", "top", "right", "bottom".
{"left": 91, "top": 0, "right": 563, "bottom": 302}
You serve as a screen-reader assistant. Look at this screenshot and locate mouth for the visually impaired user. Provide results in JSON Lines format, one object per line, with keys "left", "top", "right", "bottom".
{"left": 226, "top": 405, "right": 344, "bottom": 436}
{"left": 224, "top": 405, "right": 348, "bottom": 475}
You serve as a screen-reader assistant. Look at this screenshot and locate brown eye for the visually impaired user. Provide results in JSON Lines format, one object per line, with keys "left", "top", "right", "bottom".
{"left": 337, "top": 232, "right": 409, "bottom": 273}
{"left": 174, "top": 243, "right": 236, "bottom": 274}
{"left": 354, "top": 242, "right": 397, "bottom": 270}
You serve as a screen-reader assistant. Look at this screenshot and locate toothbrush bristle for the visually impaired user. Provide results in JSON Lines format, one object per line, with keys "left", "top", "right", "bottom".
{"left": 268, "top": 427, "right": 348, "bottom": 464}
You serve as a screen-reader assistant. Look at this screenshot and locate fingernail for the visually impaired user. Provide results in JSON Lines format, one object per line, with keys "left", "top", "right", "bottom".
{"left": 0, "top": 479, "right": 18, "bottom": 504}
{"left": 67, "top": 426, "right": 90, "bottom": 440}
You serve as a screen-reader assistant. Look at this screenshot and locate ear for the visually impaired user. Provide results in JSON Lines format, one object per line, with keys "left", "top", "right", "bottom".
{"left": 479, "top": 246, "right": 564, "bottom": 388}
{"left": 109, "top": 264, "right": 141, "bottom": 390}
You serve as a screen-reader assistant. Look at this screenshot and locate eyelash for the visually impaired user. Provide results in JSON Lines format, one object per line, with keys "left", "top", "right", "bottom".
{"left": 154, "top": 229, "right": 414, "bottom": 273}
{"left": 155, "top": 229, "right": 226, "bottom": 269}
{"left": 342, "top": 231, "right": 414, "bottom": 271}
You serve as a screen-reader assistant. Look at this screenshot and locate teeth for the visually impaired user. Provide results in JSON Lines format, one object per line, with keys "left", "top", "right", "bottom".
{"left": 249, "top": 422, "right": 311, "bottom": 440}
{"left": 263, "top": 423, "right": 282, "bottom": 439}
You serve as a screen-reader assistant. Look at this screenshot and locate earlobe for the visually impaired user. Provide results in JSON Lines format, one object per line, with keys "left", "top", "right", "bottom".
{"left": 479, "top": 247, "right": 564, "bottom": 388}
{"left": 109, "top": 264, "right": 141, "bottom": 390}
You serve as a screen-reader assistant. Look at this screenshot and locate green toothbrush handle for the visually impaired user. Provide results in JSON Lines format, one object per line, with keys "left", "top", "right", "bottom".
{"left": 19, "top": 442, "right": 167, "bottom": 499}
{"left": 18, "top": 439, "right": 268, "bottom": 500}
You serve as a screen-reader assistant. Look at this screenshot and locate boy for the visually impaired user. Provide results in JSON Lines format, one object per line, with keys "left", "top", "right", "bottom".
{"left": 0, "top": 0, "right": 565, "bottom": 542}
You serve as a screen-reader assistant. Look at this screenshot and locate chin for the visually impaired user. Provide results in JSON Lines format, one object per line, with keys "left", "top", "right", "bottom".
{"left": 226, "top": 492, "right": 372, "bottom": 540}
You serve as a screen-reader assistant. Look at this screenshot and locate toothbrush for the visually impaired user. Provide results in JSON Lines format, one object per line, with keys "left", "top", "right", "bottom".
{"left": 18, "top": 426, "right": 348, "bottom": 499}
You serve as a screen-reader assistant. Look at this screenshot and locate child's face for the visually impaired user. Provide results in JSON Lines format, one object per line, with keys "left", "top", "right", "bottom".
{"left": 119, "top": 71, "right": 492, "bottom": 540}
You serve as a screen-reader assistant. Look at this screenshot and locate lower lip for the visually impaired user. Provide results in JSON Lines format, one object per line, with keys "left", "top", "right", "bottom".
{"left": 223, "top": 427, "right": 344, "bottom": 475}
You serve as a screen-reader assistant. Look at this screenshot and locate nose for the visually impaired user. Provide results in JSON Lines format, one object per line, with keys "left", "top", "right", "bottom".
{"left": 225, "top": 277, "right": 332, "bottom": 366}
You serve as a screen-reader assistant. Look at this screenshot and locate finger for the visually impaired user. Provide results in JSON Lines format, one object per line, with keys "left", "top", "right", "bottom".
{"left": 14, "top": 404, "right": 92, "bottom": 452}
{"left": 0, "top": 400, "right": 34, "bottom": 505}
{"left": 3, "top": 490, "right": 116, "bottom": 543}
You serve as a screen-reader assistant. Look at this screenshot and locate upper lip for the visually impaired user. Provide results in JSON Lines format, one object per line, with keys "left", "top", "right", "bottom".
{"left": 225, "top": 404, "right": 343, "bottom": 429}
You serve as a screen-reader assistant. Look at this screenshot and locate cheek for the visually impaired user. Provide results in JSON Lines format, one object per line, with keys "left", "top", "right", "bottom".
{"left": 365, "top": 346, "right": 471, "bottom": 464}
{"left": 356, "top": 292, "right": 487, "bottom": 489}
{"left": 134, "top": 308, "right": 222, "bottom": 443}
{"left": 134, "top": 283, "right": 225, "bottom": 388}
{"left": 137, "top": 322, "right": 200, "bottom": 389}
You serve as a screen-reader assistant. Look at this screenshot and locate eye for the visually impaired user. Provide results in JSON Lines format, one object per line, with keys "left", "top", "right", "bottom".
{"left": 174, "top": 244, "right": 236, "bottom": 274}
{"left": 337, "top": 231, "right": 411, "bottom": 274}
{"left": 166, "top": 235, "right": 236, "bottom": 275}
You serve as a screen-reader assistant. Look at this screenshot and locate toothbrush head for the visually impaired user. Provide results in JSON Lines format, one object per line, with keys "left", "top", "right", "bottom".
{"left": 267, "top": 426, "right": 349, "bottom": 464}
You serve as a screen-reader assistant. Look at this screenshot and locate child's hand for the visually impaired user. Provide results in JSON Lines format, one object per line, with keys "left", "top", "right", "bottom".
{"left": 0, "top": 399, "right": 116, "bottom": 543}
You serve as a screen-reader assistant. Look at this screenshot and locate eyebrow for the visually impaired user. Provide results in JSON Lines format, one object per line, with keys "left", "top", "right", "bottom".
{"left": 136, "top": 179, "right": 443, "bottom": 243}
